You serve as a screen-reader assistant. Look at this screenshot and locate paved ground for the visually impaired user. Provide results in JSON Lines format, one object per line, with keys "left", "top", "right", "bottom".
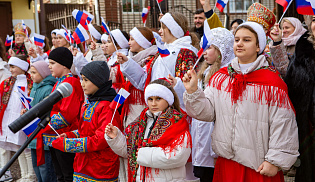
{"left": 284, "top": 176, "right": 295, "bottom": 182}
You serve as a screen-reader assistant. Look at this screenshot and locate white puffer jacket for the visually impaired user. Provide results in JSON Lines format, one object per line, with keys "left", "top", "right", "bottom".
{"left": 105, "top": 111, "right": 191, "bottom": 182}
{"left": 184, "top": 55, "right": 299, "bottom": 171}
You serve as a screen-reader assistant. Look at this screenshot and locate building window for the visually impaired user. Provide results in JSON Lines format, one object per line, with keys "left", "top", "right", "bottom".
{"left": 122, "top": 0, "right": 143, "bottom": 12}
{"left": 228, "top": 0, "right": 252, "bottom": 13}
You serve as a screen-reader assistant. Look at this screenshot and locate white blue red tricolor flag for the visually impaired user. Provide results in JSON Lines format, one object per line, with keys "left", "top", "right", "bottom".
{"left": 72, "top": 9, "right": 94, "bottom": 30}
{"left": 296, "top": 0, "right": 315, "bottom": 15}
{"left": 101, "top": 17, "right": 111, "bottom": 35}
{"left": 21, "top": 20, "right": 29, "bottom": 38}
{"left": 61, "top": 25, "right": 74, "bottom": 44}
{"left": 22, "top": 118, "right": 40, "bottom": 137}
{"left": 17, "top": 86, "right": 33, "bottom": 110}
{"left": 156, "top": 39, "right": 170, "bottom": 58}
{"left": 197, "top": 20, "right": 214, "bottom": 59}
{"left": 109, "top": 88, "right": 130, "bottom": 110}
{"left": 5, "top": 35, "right": 13, "bottom": 47}
{"left": 142, "top": 6, "right": 151, "bottom": 24}
{"left": 72, "top": 24, "right": 89, "bottom": 44}
{"left": 276, "top": 0, "right": 293, "bottom": 11}
{"left": 34, "top": 33, "right": 45, "bottom": 47}
{"left": 216, "top": 0, "right": 229, "bottom": 12}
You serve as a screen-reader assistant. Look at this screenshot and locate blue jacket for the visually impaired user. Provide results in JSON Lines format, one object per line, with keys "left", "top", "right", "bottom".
{"left": 28, "top": 75, "right": 57, "bottom": 149}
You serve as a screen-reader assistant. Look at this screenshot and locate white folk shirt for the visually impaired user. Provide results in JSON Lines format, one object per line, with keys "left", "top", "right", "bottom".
{"left": 0, "top": 74, "right": 28, "bottom": 151}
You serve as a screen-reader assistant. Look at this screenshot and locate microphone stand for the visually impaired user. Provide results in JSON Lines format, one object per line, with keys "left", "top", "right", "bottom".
{"left": 0, "top": 111, "right": 51, "bottom": 178}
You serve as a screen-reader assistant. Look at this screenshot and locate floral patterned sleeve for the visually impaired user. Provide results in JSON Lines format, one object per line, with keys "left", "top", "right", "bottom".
{"left": 175, "top": 48, "right": 197, "bottom": 79}
{"left": 270, "top": 41, "right": 290, "bottom": 78}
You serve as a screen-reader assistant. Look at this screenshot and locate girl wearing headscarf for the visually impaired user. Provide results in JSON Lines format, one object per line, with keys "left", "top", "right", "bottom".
{"left": 105, "top": 78, "right": 191, "bottom": 182}
{"left": 183, "top": 22, "right": 299, "bottom": 181}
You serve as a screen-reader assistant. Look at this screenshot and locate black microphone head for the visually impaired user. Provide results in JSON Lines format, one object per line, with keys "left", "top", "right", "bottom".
{"left": 56, "top": 82, "right": 73, "bottom": 98}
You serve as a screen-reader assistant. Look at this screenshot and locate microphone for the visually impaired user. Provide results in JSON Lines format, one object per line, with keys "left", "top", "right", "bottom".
{"left": 9, "top": 82, "right": 73, "bottom": 133}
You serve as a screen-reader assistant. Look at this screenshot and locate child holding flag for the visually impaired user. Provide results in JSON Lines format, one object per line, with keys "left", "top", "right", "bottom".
{"left": 21, "top": 61, "right": 57, "bottom": 182}
{"left": 105, "top": 78, "right": 192, "bottom": 182}
{"left": 39, "top": 47, "right": 84, "bottom": 182}
{"left": 51, "top": 61, "right": 122, "bottom": 182}
{"left": 0, "top": 55, "right": 34, "bottom": 181}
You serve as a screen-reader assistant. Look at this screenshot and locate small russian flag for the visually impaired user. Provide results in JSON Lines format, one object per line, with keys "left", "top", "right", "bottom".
{"left": 5, "top": 35, "right": 13, "bottom": 47}
{"left": 109, "top": 88, "right": 130, "bottom": 110}
{"left": 22, "top": 118, "right": 40, "bottom": 137}
{"left": 34, "top": 33, "right": 45, "bottom": 47}
{"left": 72, "top": 9, "right": 94, "bottom": 30}
{"left": 21, "top": 20, "right": 29, "bottom": 38}
{"left": 142, "top": 6, "right": 151, "bottom": 24}
{"left": 296, "top": 0, "right": 315, "bottom": 15}
{"left": 101, "top": 17, "right": 111, "bottom": 35}
{"left": 61, "top": 25, "right": 74, "bottom": 44}
{"left": 17, "top": 86, "right": 33, "bottom": 110}
{"left": 157, "top": 0, "right": 164, "bottom": 3}
{"left": 72, "top": 24, "right": 90, "bottom": 44}
{"left": 197, "top": 21, "right": 214, "bottom": 58}
{"left": 276, "top": 0, "right": 293, "bottom": 12}
{"left": 156, "top": 39, "right": 170, "bottom": 58}
{"left": 216, "top": 0, "right": 229, "bottom": 12}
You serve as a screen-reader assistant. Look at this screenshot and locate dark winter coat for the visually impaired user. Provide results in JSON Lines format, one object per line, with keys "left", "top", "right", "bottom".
{"left": 285, "top": 31, "right": 315, "bottom": 182}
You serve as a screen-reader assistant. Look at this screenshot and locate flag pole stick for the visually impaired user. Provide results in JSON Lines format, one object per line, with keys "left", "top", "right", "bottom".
{"left": 110, "top": 93, "right": 122, "bottom": 124}
{"left": 213, "top": 0, "right": 217, "bottom": 12}
{"left": 193, "top": 56, "right": 202, "bottom": 70}
{"left": 48, "top": 123, "right": 60, "bottom": 136}
{"left": 278, "top": 0, "right": 293, "bottom": 23}
{"left": 10, "top": 41, "right": 13, "bottom": 50}
{"left": 155, "top": 0, "right": 163, "bottom": 14}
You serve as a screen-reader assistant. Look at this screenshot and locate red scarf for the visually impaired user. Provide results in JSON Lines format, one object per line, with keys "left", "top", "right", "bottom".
{"left": 209, "top": 65, "right": 294, "bottom": 110}
{"left": 125, "top": 107, "right": 191, "bottom": 182}
{"left": 0, "top": 74, "right": 33, "bottom": 134}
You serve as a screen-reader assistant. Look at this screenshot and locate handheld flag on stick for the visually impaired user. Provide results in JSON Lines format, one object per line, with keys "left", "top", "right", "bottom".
{"left": 101, "top": 17, "right": 118, "bottom": 51}
{"left": 142, "top": 6, "right": 151, "bottom": 26}
{"left": 296, "top": 0, "right": 315, "bottom": 15}
{"left": 277, "top": 0, "right": 294, "bottom": 23}
{"left": 17, "top": 86, "right": 33, "bottom": 110}
{"left": 216, "top": 0, "right": 229, "bottom": 13}
{"left": 109, "top": 88, "right": 130, "bottom": 123}
{"left": 193, "top": 20, "right": 214, "bottom": 69}
{"left": 72, "top": 9, "right": 94, "bottom": 30}
{"left": 61, "top": 25, "right": 74, "bottom": 44}
{"left": 5, "top": 35, "right": 13, "bottom": 47}
{"left": 276, "top": 0, "right": 293, "bottom": 12}
{"left": 156, "top": 39, "right": 170, "bottom": 57}
{"left": 72, "top": 24, "right": 90, "bottom": 44}
{"left": 156, "top": 0, "right": 163, "bottom": 14}
{"left": 34, "top": 33, "right": 45, "bottom": 47}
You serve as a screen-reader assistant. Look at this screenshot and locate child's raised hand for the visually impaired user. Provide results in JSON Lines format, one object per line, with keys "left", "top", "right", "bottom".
{"left": 182, "top": 70, "right": 198, "bottom": 94}
{"left": 105, "top": 123, "right": 118, "bottom": 139}
{"left": 116, "top": 52, "right": 128, "bottom": 64}
{"left": 20, "top": 109, "right": 27, "bottom": 115}
{"left": 28, "top": 47, "right": 37, "bottom": 58}
{"left": 256, "top": 161, "right": 279, "bottom": 177}
{"left": 167, "top": 74, "right": 177, "bottom": 87}
{"left": 90, "top": 40, "right": 97, "bottom": 50}
{"left": 56, "top": 133, "right": 67, "bottom": 139}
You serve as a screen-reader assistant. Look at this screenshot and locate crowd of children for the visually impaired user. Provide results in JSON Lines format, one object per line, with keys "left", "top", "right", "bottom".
{"left": 0, "top": 0, "right": 314, "bottom": 182}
